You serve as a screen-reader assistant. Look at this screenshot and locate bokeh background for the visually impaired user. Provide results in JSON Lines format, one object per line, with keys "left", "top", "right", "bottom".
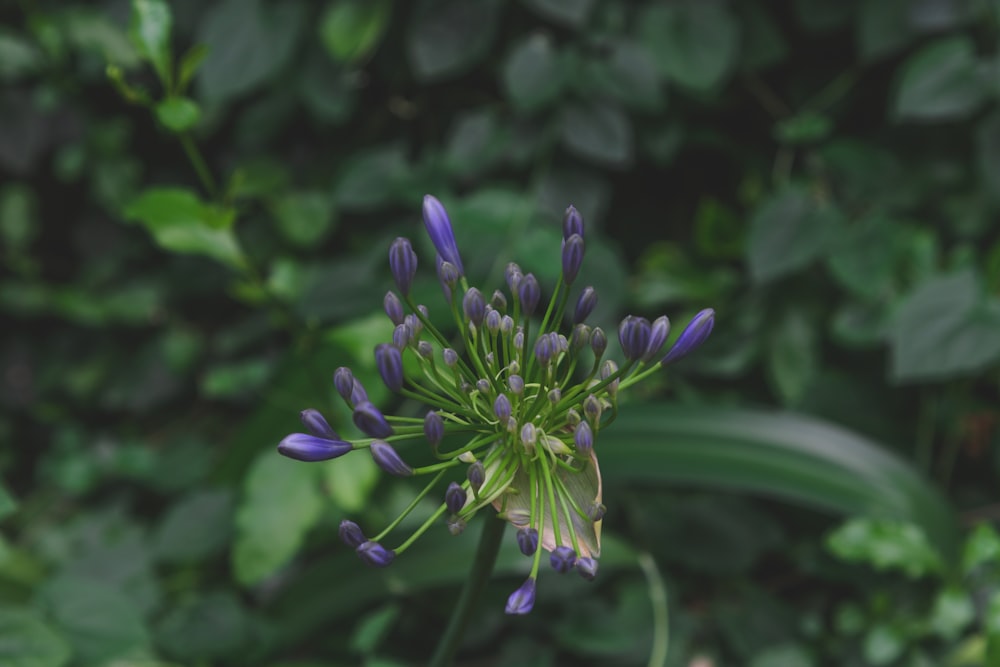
{"left": 3, "top": 0, "right": 1000, "bottom": 665}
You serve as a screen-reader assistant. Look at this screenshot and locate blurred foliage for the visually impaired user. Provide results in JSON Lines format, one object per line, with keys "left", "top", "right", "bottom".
{"left": 2, "top": 0, "right": 1000, "bottom": 665}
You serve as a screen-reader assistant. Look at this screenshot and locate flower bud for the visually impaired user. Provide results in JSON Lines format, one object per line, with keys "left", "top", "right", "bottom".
{"left": 571, "top": 323, "right": 591, "bottom": 351}
{"left": 417, "top": 340, "right": 433, "bottom": 358}
{"left": 505, "top": 578, "right": 536, "bottom": 615}
{"left": 547, "top": 388, "right": 561, "bottom": 404}
{"left": 574, "top": 421, "right": 593, "bottom": 453}
{"left": 567, "top": 408, "right": 581, "bottom": 426}
{"left": 587, "top": 502, "right": 606, "bottom": 522}
{"left": 661, "top": 308, "right": 715, "bottom": 365}
{"left": 436, "top": 258, "right": 460, "bottom": 301}
{"left": 561, "top": 234, "right": 584, "bottom": 285}
{"left": 443, "top": 348, "right": 459, "bottom": 367}
{"left": 508, "top": 374, "right": 524, "bottom": 394}
{"left": 644, "top": 315, "right": 671, "bottom": 361}
{"left": 339, "top": 519, "right": 365, "bottom": 548}
{"left": 333, "top": 367, "right": 355, "bottom": 404}
{"left": 573, "top": 286, "right": 597, "bottom": 324}
{"left": 384, "top": 291, "right": 405, "bottom": 326}
{"left": 518, "top": 273, "right": 541, "bottom": 317}
{"left": 445, "top": 482, "right": 466, "bottom": 514}
{"left": 520, "top": 422, "right": 537, "bottom": 449}
{"left": 494, "top": 394, "right": 512, "bottom": 424}
{"left": 349, "top": 379, "right": 369, "bottom": 407}
{"left": 590, "top": 327, "right": 607, "bottom": 358}
{"left": 392, "top": 323, "right": 412, "bottom": 350}
{"left": 388, "top": 237, "right": 417, "bottom": 296}
{"left": 278, "top": 433, "right": 353, "bottom": 462}
{"left": 353, "top": 401, "right": 393, "bottom": 438}
{"left": 370, "top": 440, "right": 413, "bottom": 476}
{"left": 485, "top": 308, "right": 501, "bottom": 334}
{"left": 404, "top": 313, "right": 423, "bottom": 339}
{"left": 505, "top": 262, "right": 523, "bottom": 292}
{"left": 600, "top": 359, "right": 619, "bottom": 396}
{"left": 513, "top": 330, "right": 524, "bottom": 350}
{"left": 356, "top": 540, "right": 395, "bottom": 568}
{"left": 618, "top": 315, "right": 651, "bottom": 361}
{"left": 550, "top": 546, "right": 577, "bottom": 573}
{"left": 583, "top": 394, "right": 602, "bottom": 424}
{"left": 534, "top": 332, "right": 558, "bottom": 366}
{"left": 516, "top": 527, "right": 539, "bottom": 556}
{"left": 375, "top": 343, "right": 404, "bottom": 393}
{"left": 424, "top": 410, "right": 444, "bottom": 447}
{"left": 463, "top": 287, "right": 486, "bottom": 327}
{"left": 475, "top": 379, "right": 489, "bottom": 395}
{"left": 563, "top": 204, "right": 584, "bottom": 239}
{"left": 422, "top": 195, "right": 464, "bottom": 275}
{"left": 500, "top": 314, "right": 514, "bottom": 334}
{"left": 576, "top": 556, "right": 598, "bottom": 581}
{"left": 491, "top": 289, "right": 507, "bottom": 311}
{"left": 467, "top": 461, "right": 485, "bottom": 490}
{"left": 300, "top": 409, "right": 338, "bottom": 440}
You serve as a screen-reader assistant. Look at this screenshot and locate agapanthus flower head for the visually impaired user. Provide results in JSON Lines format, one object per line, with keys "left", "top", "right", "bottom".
{"left": 275, "top": 196, "right": 714, "bottom": 615}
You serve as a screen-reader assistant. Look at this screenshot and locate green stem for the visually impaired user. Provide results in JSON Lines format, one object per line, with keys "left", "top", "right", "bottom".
{"left": 428, "top": 518, "right": 507, "bottom": 667}
{"left": 179, "top": 133, "right": 219, "bottom": 199}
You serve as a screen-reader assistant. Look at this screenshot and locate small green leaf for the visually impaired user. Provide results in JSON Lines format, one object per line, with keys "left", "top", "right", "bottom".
{"left": 176, "top": 44, "right": 208, "bottom": 92}
{"left": 152, "top": 490, "right": 233, "bottom": 563}
{"left": 826, "top": 518, "right": 943, "bottom": 578}
{"left": 747, "top": 186, "right": 842, "bottom": 283}
{"left": 333, "top": 145, "right": 411, "bottom": 211}
{"left": 894, "top": 36, "right": 986, "bottom": 122}
{"left": 502, "top": 34, "right": 565, "bottom": 112}
{"left": 154, "top": 97, "right": 201, "bottom": 133}
{"left": 929, "top": 586, "right": 975, "bottom": 641}
{"left": 962, "top": 522, "right": 1000, "bottom": 574}
{"left": 863, "top": 623, "right": 905, "bottom": 666}
{"left": 0, "top": 30, "right": 42, "bottom": 80}
{"left": 560, "top": 101, "right": 632, "bottom": 167}
{"left": 270, "top": 191, "right": 337, "bottom": 247}
{"left": 233, "top": 452, "right": 324, "bottom": 585}
{"left": 774, "top": 112, "right": 832, "bottom": 145}
{"left": 767, "top": 309, "right": 818, "bottom": 406}
{"left": 407, "top": 0, "right": 503, "bottom": 81}
{"left": 322, "top": 452, "right": 379, "bottom": 513}
{"left": 123, "top": 188, "right": 244, "bottom": 269}
{"left": 201, "top": 358, "right": 273, "bottom": 399}
{"left": 319, "top": 0, "right": 391, "bottom": 64}
{"left": 639, "top": 0, "right": 739, "bottom": 92}
{"left": 129, "top": 0, "right": 173, "bottom": 85}
{"left": 0, "top": 609, "right": 71, "bottom": 667}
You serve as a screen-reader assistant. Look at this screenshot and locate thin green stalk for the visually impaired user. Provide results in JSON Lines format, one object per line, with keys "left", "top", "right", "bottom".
{"left": 179, "top": 133, "right": 219, "bottom": 199}
{"left": 428, "top": 518, "right": 507, "bottom": 667}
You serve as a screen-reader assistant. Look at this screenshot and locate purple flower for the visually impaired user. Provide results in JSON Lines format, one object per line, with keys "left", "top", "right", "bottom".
{"left": 339, "top": 519, "right": 366, "bottom": 548}
{"left": 392, "top": 323, "right": 411, "bottom": 350}
{"left": 356, "top": 540, "right": 395, "bottom": 567}
{"left": 443, "top": 348, "right": 459, "bottom": 367}
{"left": 618, "top": 315, "right": 651, "bottom": 361}
{"left": 424, "top": 410, "right": 444, "bottom": 447}
{"left": 573, "top": 421, "right": 593, "bottom": 453}
{"left": 388, "top": 237, "right": 418, "bottom": 295}
{"left": 520, "top": 422, "right": 537, "bottom": 448}
{"left": 436, "top": 257, "right": 460, "bottom": 301}
{"left": 550, "top": 546, "right": 577, "bottom": 573}
{"left": 576, "top": 557, "right": 598, "bottom": 581}
{"left": 375, "top": 343, "right": 404, "bottom": 393}
{"left": 463, "top": 287, "right": 486, "bottom": 327}
{"left": 643, "top": 315, "right": 671, "bottom": 361}
{"left": 561, "top": 234, "right": 585, "bottom": 285}
{"left": 505, "top": 578, "right": 536, "bottom": 615}
{"left": 505, "top": 262, "right": 523, "bottom": 293}
{"left": 573, "top": 286, "right": 597, "bottom": 324}
{"left": 534, "top": 331, "right": 558, "bottom": 366}
{"left": 278, "top": 433, "right": 352, "bottom": 462}
{"left": 444, "top": 482, "right": 466, "bottom": 514}
{"left": 508, "top": 374, "right": 524, "bottom": 394}
{"left": 300, "top": 409, "right": 338, "bottom": 440}
{"left": 518, "top": 273, "right": 541, "bottom": 317}
{"left": 563, "top": 204, "right": 584, "bottom": 239}
{"left": 590, "top": 327, "right": 607, "bottom": 358}
{"left": 384, "top": 291, "right": 405, "bottom": 326}
{"left": 422, "top": 195, "right": 464, "bottom": 276}
{"left": 516, "top": 527, "right": 539, "bottom": 556}
{"left": 661, "top": 308, "right": 715, "bottom": 365}
{"left": 353, "top": 401, "right": 393, "bottom": 438}
{"left": 494, "top": 394, "right": 512, "bottom": 424}
{"left": 333, "top": 367, "right": 355, "bottom": 405}
{"left": 485, "top": 308, "right": 501, "bottom": 334}
{"left": 370, "top": 440, "right": 413, "bottom": 476}
{"left": 467, "top": 461, "right": 485, "bottom": 490}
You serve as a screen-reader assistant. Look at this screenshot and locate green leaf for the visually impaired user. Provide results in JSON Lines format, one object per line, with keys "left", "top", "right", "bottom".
{"left": 929, "top": 586, "right": 975, "bottom": 640}
{"left": 962, "top": 523, "right": 1000, "bottom": 574}
{"left": 152, "top": 490, "right": 233, "bottom": 563}
{"left": 522, "top": 0, "right": 595, "bottom": 28}
{"left": 123, "top": 188, "right": 244, "bottom": 269}
{"left": 560, "top": 101, "right": 632, "bottom": 167}
{"left": 863, "top": 623, "right": 905, "bottom": 666}
{"left": 747, "top": 186, "right": 842, "bottom": 283}
{"left": 155, "top": 593, "right": 249, "bottom": 661}
{"left": 774, "top": 112, "right": 832, "bottom": 145}
{"left": 233, "top": 452, "right": 324, "bottom": 585}
{"left": 319, "top": 0, "right": 391, "bottom": 64}
{"left": 766, "top": 309, "right": 818, "bottom": 406}
{"left": 826, "top": 517, "right": 943, "bottom": 577}
{"left": 154, "top": 97, "right": 200, "bottom": 133}
{"left": 639, "top": 0, "right": 739, "bottom": 92}
{"left": 176, "top": 44, "right": 208, "bottom": 92}
{"left": 501, "top": 34, "right": 565, "bottom": 112}
{"left": 889, "top": 269, "right": 1000, "bottom": 382}
{"left": 129, "top": 0, "right": 173, "bottom": 84}
{"left": 333, "top": 145, "right": 411, "bottom": 211}
{"left": 825, "top": 214, "right": 900, "bottom": 299}
{"left": 37, "top": 576, "right": 151, "bottom": 665}
{"left": 894, "top": 36, "right": 986, "bottom": 122}
{"left": 598, "top": 405, "right": 958, "bottom": 560}
{"left": 322, "top": 451, "right": 379, "bottom": 513}
{"left": 0, "top": 609, "right": 71, "bottom": 667}
{"left": 270, "top": 191, "right": 337, "bottom": 247}
{"left": 0, "top": 30, "right": 42, "bottom": 81}
{"left": 407, "top": 0, "right": 503, "bottom": 81}
{"left": 197, "top": 0, "right": 304, "bottom": 103}
{"left": 585, "top": 42, "right": 665, "bottom": 112}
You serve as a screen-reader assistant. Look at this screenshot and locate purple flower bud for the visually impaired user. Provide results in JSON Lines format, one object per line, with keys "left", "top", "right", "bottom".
{"left": 339, "top": 519, "right": 366, "bottom": 548}
{"left": 534, "top": 332, "right": 558, "bottom": 366}
{"left": 485, "top": 351, "right": 494, "bottom": 365}
{"left": 561, "top": 234, "right": 585, "bottom": 285}
{"left": 443, "top": 348, "right": 458, "bottom": 367}
{"left": 370, "top": 440, "right": 413, "bottom": 476}
{"left": 513, "top": 330, "right": 524, "bottom": 350}
{"left": 508, "top": 374, "right": 524, "bottom": 394}
{"left": 300, "top": 409, "right": 338, "bottom": 440}
{"left": 462, "top": 287, "right": 486, "bottom": 327}
{"left": 491, "top": 290, "right": 507, "bottom": 311}
{"left": 417, "top": 340, "right": 433, "bottom": 358}
{"left": 518, "top": 273, "right": 541, "bottom": 317}
{"left": 520, "top": 422, "right": 537, "bottom": 448}
{"left": 516, "top": 527, "right": 539, "bottom": 556}
{"left": 583, "top": 394, "right": 602, "bottom": 424}
{"left": 445, "top": 482, "right": 466, "bottom": 514}
{"left": 485, "top": 308, "right": 501, "bottom": 334}
{"left": 436, "top": 258, "right": 460, "bottom": 301}
{"left": 500, "top": 315, "right": 514, "bottom": 334}
{"left": 505, "top": 577, "right": 536, "bottom": 615}
{"left": 392, "top": 323, "right": 411, "bottom": 350}
{"left": 353, "top": 401, "right": 393, "bottom": 438}
{"left": 422, "top": 195, "right": 464, "bottom": 275}
{"left": 350, "top": 379, "right": 369, "bottom": 407}
{"left": 505, "top": 262, "right": 523, "bottom": 292}
{"left": 643, "top": 316, "right": 671, "bottom": 362}
{"left": 404, "top": 313, "right": 423, "bottom": 338}
{"left": 384, "top": 291, "right": 405, "bottom": 326}
{"left": 494, "top": 394, "right": 512, "bottom": 424}
{"left": 574, "top": 421, "right": 593, "bottom": 453}
{"left": 570, "top": 324, "right": 591, "bottom": 351}
{"left": 357, "top": 540, "right": 395, "bottom": 568}
{"left": 567, "top": 408, "right": 581, "bottom": 426}
{"left": 333, "top": 367, "right": 355, "bottom": 404}
{"left": 600, "top": 359, "right": 620, "bottom": 396}
{"left": 375, "top": 343, "right": 404, "bottom": 393}
{"left": 548, "top": 388, "right": 561, "bottom": 403}
{"left": 587, "top": 502, "right": 606, "bottom": 522}
{"left": 388, "top": 237, "right": 418, "bottom": 296}
{"left": 618, "top": 315, "right": 651, "bottom": 361}
{"left": 550, "top": 546, "right": 577, "bottom": 573}
{"left": 574, "top": 286, "right": 598, "bottom": 324}
{"left": 424, "top": 410, "right": 444, "bottom": 446}
{"left": 278, "top": 433, "right": 353, "bottom": 462}
{"left": 468, "top": 461, "right": 485, "bottom": 490}
{"left": 563, "top": 204, "right": 584, "bottom": 239}
{"left": 590, "top": 327, "right": 607, "bottom": 358}
{"left": 576, "top": 556, "right": 598, "bottom": 581}
{"left": 661, "top": 308, "right": 715, "bottom": 365}
{"left": 476, "top": 378, "right": 490, "bottom": 394}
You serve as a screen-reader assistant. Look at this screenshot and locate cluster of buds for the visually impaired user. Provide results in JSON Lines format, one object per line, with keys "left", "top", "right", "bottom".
{"left": 277, "top": 195, "right": 714, "bottom": 614}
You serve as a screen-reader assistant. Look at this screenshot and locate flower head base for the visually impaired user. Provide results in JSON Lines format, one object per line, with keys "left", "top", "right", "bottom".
{"left": 276, "top": 195, "right": 714, "bottom": 614}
